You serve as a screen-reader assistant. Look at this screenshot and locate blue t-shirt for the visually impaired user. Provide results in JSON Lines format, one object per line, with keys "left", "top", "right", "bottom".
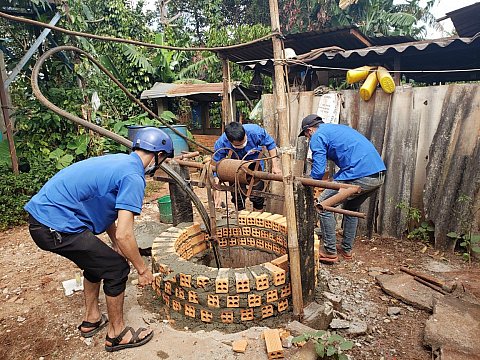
{"left": 25, "top": 153, "right": 146, "bottom": 234}
{"left": 310, "top": 124, "right": 386, "bottom": 181}
{"left": 213, "top": 124, "right": 277, "bottom": 163}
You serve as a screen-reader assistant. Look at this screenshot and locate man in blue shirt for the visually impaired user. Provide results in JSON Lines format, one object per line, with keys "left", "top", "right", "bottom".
{"left": 299, "top": 114, "right": 386, "bottom": 263}
{"left": 25, "top": 128, "right": 173, "bottom": 352}
{"left": 213, "top": 122, "right": 281, "bottom": 211}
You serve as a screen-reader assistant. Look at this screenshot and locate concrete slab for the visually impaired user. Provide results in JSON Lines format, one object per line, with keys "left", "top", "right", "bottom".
{"left": 424, "top": 296, "right": 480, "bottom": 359}
{"left": 376, "top": 273, "right": 443, "bottom": 311}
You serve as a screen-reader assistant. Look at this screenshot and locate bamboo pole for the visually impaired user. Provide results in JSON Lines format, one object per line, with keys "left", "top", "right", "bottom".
{"left": 0, "top": 52, "right": 19, "bottom": 174}
{"left": 268, "top": 0, "right": 304, "bottom": 318}
{"left": 220, "top": 55, "right": 231, "bottom": 127}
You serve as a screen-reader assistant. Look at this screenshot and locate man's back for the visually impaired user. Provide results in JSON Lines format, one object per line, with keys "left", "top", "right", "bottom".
{"left": 310, "top": 124, "right": 386, "bottom": 180}
{"left": 25, "top": 153, "right": 145, "bottom": 234}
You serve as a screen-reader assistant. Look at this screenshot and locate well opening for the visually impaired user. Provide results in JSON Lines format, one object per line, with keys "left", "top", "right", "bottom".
{"left": 151, "top": 210, "right": 292, "bottom": 325}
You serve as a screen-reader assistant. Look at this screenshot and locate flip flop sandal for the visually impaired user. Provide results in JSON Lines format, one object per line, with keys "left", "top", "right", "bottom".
{"left": 105, "top": 326, "right": 154, "bottom": 352}
{"left": 78, "top": 314, "right": 109, "bottom": 338}
{"left": 318, "top": 250, "right": 339, "bottom": 264}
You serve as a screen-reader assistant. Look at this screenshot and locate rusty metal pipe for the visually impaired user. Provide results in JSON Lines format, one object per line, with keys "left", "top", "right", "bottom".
{"left": 318, "top": 187, "right": 360, "bottom": 208}
{"left": 173, "top": 151, "right": 200, "bottom": 160}
{"left": 320, "top": 205, "right": 366, "bottom": 219}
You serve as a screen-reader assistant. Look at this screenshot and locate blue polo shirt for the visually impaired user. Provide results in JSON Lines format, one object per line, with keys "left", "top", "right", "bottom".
{"left": 310, "top": 124, "right": 386, "bottom": 180}
{"left": 25, "top": 152, "right": 146, "bottom": 234}
{"left": 213, "top": 124, "right": 277, "bottom": 164}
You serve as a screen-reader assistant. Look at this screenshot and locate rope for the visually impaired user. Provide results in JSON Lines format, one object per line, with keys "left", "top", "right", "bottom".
{"left": 0, "top": 11, "right": 280, "bottom": 52}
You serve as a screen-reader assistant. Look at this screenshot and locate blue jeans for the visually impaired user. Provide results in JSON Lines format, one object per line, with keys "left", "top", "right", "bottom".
{"left": 318, "top": 173, "right": 385, "bottom": 254}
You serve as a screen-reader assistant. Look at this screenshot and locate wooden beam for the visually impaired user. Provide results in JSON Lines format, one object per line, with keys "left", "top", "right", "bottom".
{"left": 0, "top": 52, "right": 18, "bottom": 174}
{"left": 268, "top": 0, "right": 304, "bottom": 318}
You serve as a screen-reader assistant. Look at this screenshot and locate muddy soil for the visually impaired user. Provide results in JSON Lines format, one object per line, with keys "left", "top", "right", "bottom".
{"left": 1, "top": 178, "right": 478, "bottom": 360}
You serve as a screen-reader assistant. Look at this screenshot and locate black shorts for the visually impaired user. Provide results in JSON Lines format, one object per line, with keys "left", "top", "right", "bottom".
{"left": 27, "top": 214, "right": 130, "bottom": 297}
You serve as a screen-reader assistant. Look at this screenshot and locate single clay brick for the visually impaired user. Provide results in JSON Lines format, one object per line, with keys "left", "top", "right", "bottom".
{"left": 179, "top": 273, "right": 192, "bottom": 287}
{"left": 196, "top": 276, "right": 209, "bottom": 288}
{"left": 216, "top": 228, "right": 223, "bottom": 238}
{"left": 278, "top": 298, "right": 289, "bottom": 312}
{"left": 216, "top": 269, "right": 229, "bottom": 294}
{"left": 264, "top": 329, "right": 284, "bottom": 359}
{"left": 221, "top": 311, "right": 234, "bottom": 324}
{"left": 235, "top": 272, "right": 250, "bottom": 293}
{"left": 172, "top": 299, "right": 182, "bottom": 312}
{"left": 188, "top": 290, "right": 199, "bottom": 304}
{"left": 262, "top": 304, "right": 274, "bottom": 319}
{"left": 239, "top": 237, "right": 247, "bottom": 246}
{"left": 238, "top": 210, "right": 250, "bottom": 225}
{"left": 232, "top": 339, "right": 248, "bottom": 353}
{"left": 207, "top": 294, "right": 220, "bottom": 308}
{"left": 251, "top": 271, "right": 269, "bottom": 291}
{"left": 184, "top": 304, "right": 196, "bottom": 318}
{"left": 200, "top": 309, "right": 213, "bottom": 323}
{"left": 280, "top": 284, "right": 292, "bottom": 298}
{"left": 251, "top": 227, "right": 261, "bottom": 238}
{"left": 247, "top": 238, "right": 256, "bottom": 247}
{"left": 241, "top": 308, "right": 254, "bottom": 321}
{"left": 185, "top": 223, "right": 201, "bottom": 237}
{"left": 227, "top": 295, "right": 240, "bottom": 308}
{"left": 164, "top": 281, "right": 172, "bottom": 295}
{"left": 256, "top": 238, "right": 265, "bottom": 249}
{"left": 218, "top": 238, "right": 228, "bottom": 247}
{"left": 263, "top": 262, "right": 286, "bottom": 286}
{"left": 265, "top": 241, "right": 273, "bottom": 251}
{"left": 266, "top": 289, "right": 278, "bottom": 303}
{"left": 229, "top": 237, "right": 238, "bottom": 246}
{"left": 175, "top": 287, "right": 185, "bottom": 299}
{"left": 248, "top": 293, "right": 262, "bottom": 307}
{"left": 242, "top": 227, "right": 251, "bottom": 236}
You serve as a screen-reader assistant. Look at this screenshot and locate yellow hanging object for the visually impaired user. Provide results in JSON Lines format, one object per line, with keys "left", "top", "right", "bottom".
{"left": 359, "top": 72, "right": 378, "bottom": 101}
{"left": 346, "top": 66, "right": 372, "bottom": 84}
{"left": 376, "top": 66, "right": 396, "bottom": 94}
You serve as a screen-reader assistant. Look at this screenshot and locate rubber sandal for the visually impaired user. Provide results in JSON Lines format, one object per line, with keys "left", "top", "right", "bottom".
{"left": 318, "top": 249, "right": 339, "bottom": 264}
{"left": 336, "top": 245, "right": 353, "bottom": 260}
{"left": 105, "top": 326, "right": 154, "bottom": 352}
{"left": 78, "top": 314, "right": 109, "bottom": 338}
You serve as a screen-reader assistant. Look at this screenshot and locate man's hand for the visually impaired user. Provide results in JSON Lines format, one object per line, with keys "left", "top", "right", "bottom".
{"left": 137, "top": 268, "right": 154, "bottom": 287}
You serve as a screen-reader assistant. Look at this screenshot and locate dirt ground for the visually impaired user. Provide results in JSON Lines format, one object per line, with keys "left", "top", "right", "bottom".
{"left": 1, "top": 178, "right": 479, "bottom": 360}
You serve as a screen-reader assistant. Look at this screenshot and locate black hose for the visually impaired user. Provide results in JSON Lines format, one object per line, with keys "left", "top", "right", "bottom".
{"left": 31, "top": 46, "right": 211, "bottom": 234}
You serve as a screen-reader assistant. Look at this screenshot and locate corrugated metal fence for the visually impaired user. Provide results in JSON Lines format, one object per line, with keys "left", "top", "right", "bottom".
{"left": 262, "top": 84, "right": 480, "bottom": 250}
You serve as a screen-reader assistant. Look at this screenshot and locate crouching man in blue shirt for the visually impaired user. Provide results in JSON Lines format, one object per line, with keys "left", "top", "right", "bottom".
{"left": 24, "top": 128, "right": 173, "bottom": 352}
{"left": 298, "top": 114, "right": 386, "bottom": 263}
{"left": 213, "top": 122, "right": 281, "bottom": 211}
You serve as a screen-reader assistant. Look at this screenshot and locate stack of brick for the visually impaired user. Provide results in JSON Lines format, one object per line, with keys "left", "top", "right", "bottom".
{"left": 151, "top": 211, "right": 292, "bottom": 324}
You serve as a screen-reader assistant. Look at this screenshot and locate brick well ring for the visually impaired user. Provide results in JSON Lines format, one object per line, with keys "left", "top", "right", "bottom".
{"left": 151, "top": 210, "right": 292, "bottom": 324}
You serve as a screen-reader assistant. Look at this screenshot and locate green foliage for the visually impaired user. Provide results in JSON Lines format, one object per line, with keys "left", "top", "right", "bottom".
{"left": 395, "top": 201, "right": 434, "bottom": 242}
{"left": 0, "top": 163, "right": 55, "bottom": 230}
{"left": 447, "top": 195, "right": 480, "bottom": 262}
{"left": 292, "top": 330, "right": 353, "bottom": 359}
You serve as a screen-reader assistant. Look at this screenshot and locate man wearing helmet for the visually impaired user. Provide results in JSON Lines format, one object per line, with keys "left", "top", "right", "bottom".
{"left": 24, "top": 127, "right": 173, "bottom": 352}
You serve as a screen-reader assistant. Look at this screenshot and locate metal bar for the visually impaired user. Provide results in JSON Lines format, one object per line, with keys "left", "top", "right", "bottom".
{"left": 4, "top": 12, "right": 62, "bottom": 90}
{"left": 320, "top": 205, "right": 366, "bottom": 219}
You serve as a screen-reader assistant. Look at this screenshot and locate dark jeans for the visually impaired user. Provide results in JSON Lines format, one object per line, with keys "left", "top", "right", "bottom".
{"left": 318, "top": 172, "right": 385, "bottom": 254}
{"left": 27, "top": 214, "right": 130, "bottom": 297}
{"left": 230, "top": 179, "right": 265, "bottom": 211}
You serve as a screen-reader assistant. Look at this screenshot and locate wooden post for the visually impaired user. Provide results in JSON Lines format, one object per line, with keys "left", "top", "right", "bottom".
{"left": 221, "top": 55, "right": 232, "bottom": 126}
{"left": 0, "top": 52, "right": 19, "bottom": 174}
{"left": 167, "top": 161, "right": 193, "bottom": 225}
{"left": 394, "top": 56, "right": 401, "bottom": 85}
{"left": 268, "top": 0, "right": 304, "bottom": 318}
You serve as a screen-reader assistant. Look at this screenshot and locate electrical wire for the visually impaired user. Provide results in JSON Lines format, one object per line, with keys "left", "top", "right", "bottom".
{"left": 0, "top": 11, "right": 280, "bottom": 52}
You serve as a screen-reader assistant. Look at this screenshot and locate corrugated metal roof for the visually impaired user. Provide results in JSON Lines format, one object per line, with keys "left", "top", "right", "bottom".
{"left": 241, "top": 34, "right": 480, "bottom": 83}
{"left": 140, "top": 82, "right": 260, "bottom": 102}
{"left": 215, "top": 26, "right": 373, "bottom": 63}
{"left": 445, "top": 2, "right": 480, "bottom": 37}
